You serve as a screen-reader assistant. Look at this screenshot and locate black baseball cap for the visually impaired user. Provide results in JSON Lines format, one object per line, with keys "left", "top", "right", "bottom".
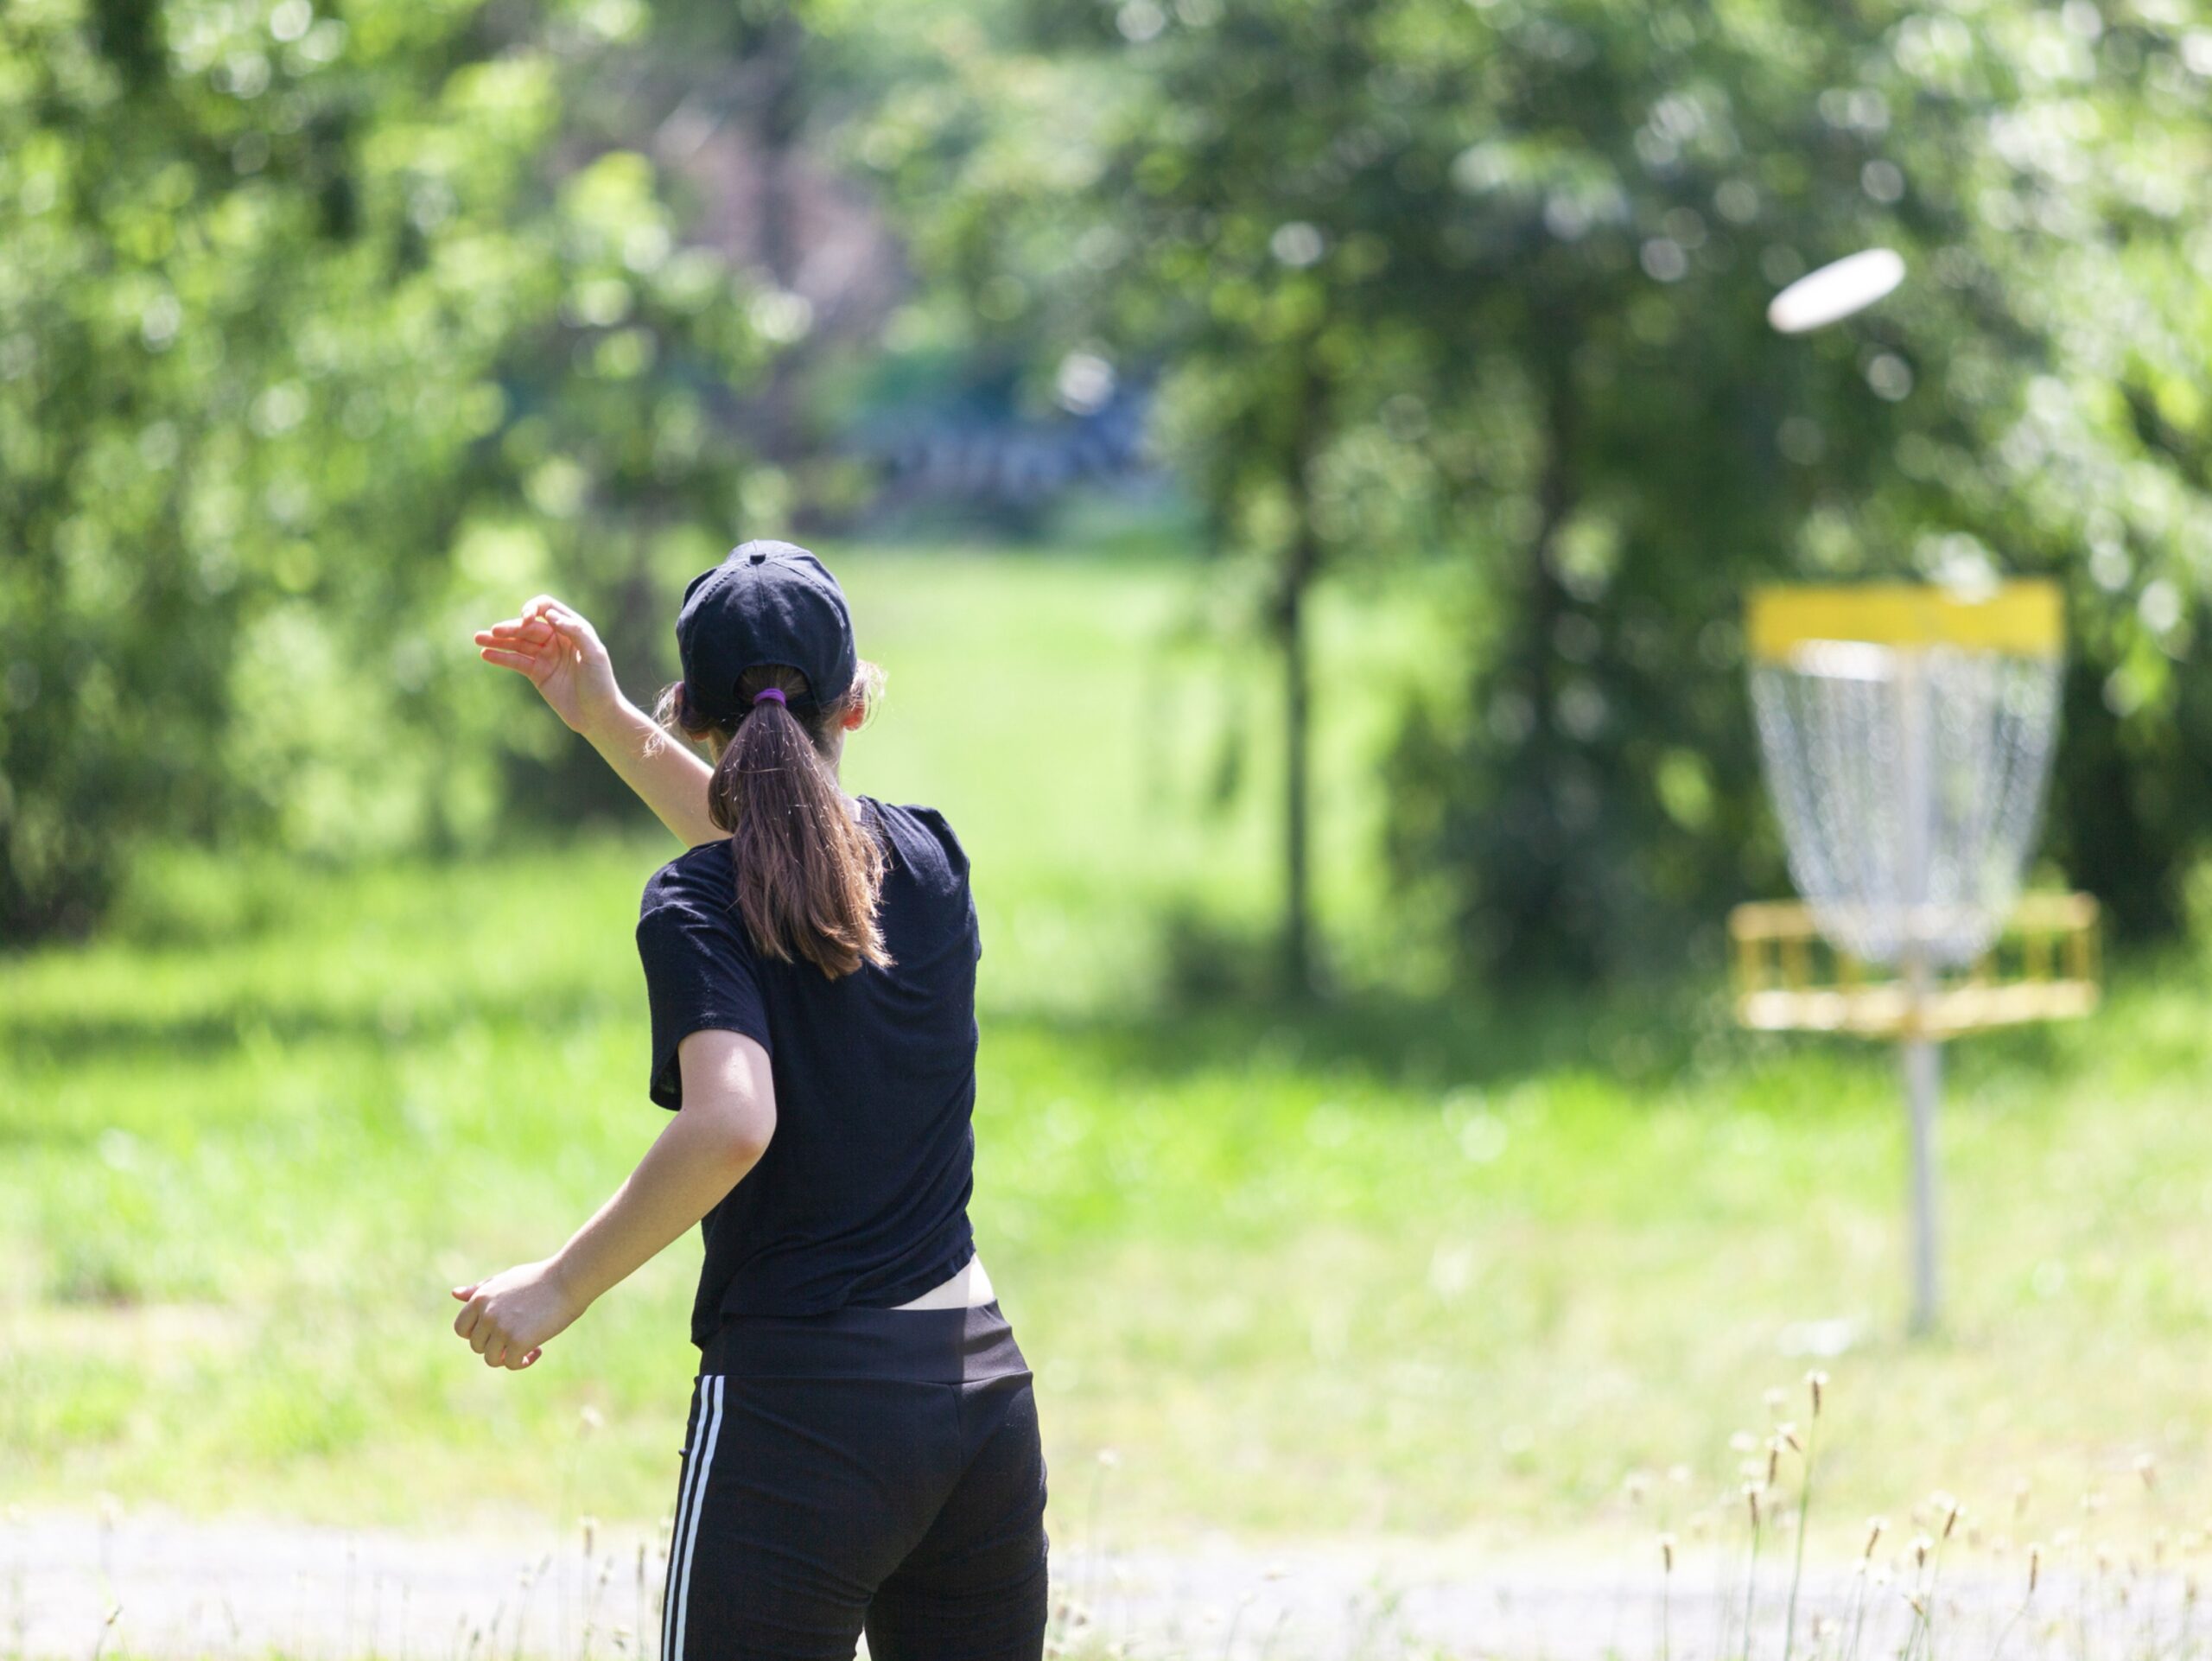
{"left": 675, "top": 539, "right": 858, "bottom": 724}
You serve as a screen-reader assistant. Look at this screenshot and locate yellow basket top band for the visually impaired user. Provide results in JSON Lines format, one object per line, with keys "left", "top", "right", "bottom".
{"left": 1747, "top": 581, "right": 2064, "bottom": 660}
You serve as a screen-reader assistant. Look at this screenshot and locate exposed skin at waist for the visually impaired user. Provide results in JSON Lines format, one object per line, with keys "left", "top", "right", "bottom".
{"left": 890, "top": 1251, "right": 996, "bottom": 1310}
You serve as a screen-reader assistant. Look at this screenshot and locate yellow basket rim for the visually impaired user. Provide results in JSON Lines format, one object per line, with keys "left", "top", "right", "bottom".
{"left": 1747, "top": 580, "right": 2063, "bottom": 660}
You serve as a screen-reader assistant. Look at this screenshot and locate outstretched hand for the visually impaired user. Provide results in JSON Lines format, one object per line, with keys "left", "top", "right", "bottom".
{"left": 450, "top": 1260, "right": 586, "bottom": 1371}
{"left": 474, "top": 595, "right": 623, "bottom": 737}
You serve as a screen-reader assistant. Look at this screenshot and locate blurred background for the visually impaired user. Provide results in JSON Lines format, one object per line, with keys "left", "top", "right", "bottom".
{"left": 9, "top": 0, "right": 2212, "bottom": 1652}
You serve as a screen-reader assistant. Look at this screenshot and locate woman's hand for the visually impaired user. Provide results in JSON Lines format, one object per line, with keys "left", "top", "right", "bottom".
{"left": 475, "top": 592, "right": 722, "bottom": 847}
{"left": 450, "top": 1259, "right": 587, "bottom": 1371}
{"left": 474, "top": 595, "right": 624, "bottom": 738}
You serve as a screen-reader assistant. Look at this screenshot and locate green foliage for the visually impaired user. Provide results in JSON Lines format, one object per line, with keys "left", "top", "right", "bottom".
{"left": 0, "top": 0, "right": 771, "bottom": 939}
{"left": 852, "top": 0, "right": 2212, "bottom": 978}
{"left": 13, "top": 0, "right": 2212, "bottom": 980}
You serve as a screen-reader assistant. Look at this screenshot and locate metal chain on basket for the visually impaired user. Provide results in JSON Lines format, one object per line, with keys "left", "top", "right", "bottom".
{"left": 1750, "top": 644, "right": 2060, "bottom": 969}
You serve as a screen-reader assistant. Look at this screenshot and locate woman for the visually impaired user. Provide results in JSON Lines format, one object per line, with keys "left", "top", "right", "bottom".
{"left": 451, "top": 539, "right": 1049, "bottom": 1661}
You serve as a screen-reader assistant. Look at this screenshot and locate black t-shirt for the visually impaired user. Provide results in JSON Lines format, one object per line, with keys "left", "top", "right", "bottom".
{"left": 634, "top": 797, "right": 981, "bottom": 1345}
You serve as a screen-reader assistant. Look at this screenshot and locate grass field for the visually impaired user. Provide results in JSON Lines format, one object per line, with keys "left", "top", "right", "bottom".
{"left": 7, "top": 543, "right": 2212, "bottom": 1578}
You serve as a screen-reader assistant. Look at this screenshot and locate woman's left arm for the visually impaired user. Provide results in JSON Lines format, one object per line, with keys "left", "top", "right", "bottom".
{"left": 450, "top": 1030, "right": 775, "bottom": 1370}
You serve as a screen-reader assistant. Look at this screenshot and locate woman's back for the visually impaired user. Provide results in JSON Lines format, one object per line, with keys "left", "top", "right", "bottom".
{"left": 465, "top": 546, "right": 1046, "bottom": 1660}
{"left": 637, "top": 797, "right": 982, "bottom": 1340}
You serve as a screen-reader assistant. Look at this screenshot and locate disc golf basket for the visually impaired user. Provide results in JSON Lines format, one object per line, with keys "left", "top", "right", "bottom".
{"left": 1729, "top": 581, "right": 2099, "bottom": 1333}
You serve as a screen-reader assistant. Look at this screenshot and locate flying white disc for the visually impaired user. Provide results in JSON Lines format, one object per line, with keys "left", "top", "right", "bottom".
{"left": 1767, "top": 248, "right": 1905, "bottom": 334}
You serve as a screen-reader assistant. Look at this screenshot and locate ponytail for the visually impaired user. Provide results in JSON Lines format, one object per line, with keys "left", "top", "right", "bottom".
{"left": 653, "top": 663, "right": 891, "bottom": 978}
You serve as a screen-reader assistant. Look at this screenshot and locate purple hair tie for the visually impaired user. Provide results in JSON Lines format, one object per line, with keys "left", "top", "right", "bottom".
{"left": 751, "top": 687, "right": 786, "bottom": 708}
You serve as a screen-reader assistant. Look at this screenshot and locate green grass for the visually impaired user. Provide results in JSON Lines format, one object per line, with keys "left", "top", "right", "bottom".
{"left": 5, "top": 542, "right": 2212, "bottom": 1567}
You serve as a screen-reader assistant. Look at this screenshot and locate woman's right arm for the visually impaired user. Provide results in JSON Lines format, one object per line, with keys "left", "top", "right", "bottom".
{"left": 474, "top": 595, "right": 724, "bottom": 848}
{"left": 451, "top": 1028, "right": 775, "bottom": 1370}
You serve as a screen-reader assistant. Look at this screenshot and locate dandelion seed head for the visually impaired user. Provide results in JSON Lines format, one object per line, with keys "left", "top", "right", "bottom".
{"left": 1929, "top": 1491, "right": 1962, "bottom": 1539}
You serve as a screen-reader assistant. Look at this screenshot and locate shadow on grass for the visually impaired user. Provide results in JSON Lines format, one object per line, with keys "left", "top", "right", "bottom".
{"left": 0, "top": 983, "right": 636, "bottom": 1076}
{"left": 4, "top": 836, "right": 2142, "bottom": 1134}
{"left": 983, "top": 907, "right": 2111, "bottom": 1113}
{"left": 989, "top": 982, "right": 1725, "bottom": 1097}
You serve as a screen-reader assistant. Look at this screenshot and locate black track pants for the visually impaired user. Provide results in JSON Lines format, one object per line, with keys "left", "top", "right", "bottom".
{"left": 659, "top": 1300, "right": 1049, "bottom": 1661}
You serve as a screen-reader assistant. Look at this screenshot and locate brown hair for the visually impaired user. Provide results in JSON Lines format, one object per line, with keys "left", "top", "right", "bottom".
{"left": 652, "top": 660, "right": 892, "bottom": 978}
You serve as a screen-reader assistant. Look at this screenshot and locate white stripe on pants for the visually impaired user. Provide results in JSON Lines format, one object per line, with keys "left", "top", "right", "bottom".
{"left": 661, "top": 1375, "right": 726, "bottom": 1661}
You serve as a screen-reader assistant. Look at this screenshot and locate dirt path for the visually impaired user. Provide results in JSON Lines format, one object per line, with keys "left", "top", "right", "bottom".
{"left": 6, "top": 1508, "right": 2152, "bottom": 1659}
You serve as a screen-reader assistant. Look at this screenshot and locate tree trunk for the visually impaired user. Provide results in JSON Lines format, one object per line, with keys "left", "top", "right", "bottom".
{"left": 1277, "top": 363, "right": 1325, "bottom": 996}
{"left": 1498, "top": 318, "right": 1580, "bottom": 967}
{"left": 1280, "top": 519, "right": 1316, "bottom": 994}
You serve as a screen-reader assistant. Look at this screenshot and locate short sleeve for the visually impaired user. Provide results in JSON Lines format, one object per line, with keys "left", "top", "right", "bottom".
{"left": 895, "top": 801, "right": 981, "bottom": 964}
{"left": 635, "top": 891, "right": 772, "bottom": 1111}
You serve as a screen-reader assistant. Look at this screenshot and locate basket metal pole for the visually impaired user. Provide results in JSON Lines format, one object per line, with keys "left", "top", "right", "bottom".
{"left": 1903, "top": 1033, "right": 1942, "bottom": 1335}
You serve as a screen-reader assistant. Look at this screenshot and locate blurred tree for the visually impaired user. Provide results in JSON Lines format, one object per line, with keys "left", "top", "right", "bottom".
{"left": 1382, "top": 0, "right": 2212, "bottom": 968}
{"left": 0, "top": 0, "right": 775, "bottom": 938}
{"left": 14, "top": 0, "right": 2212, "bottom": 978}
{"left": 849, "top": 1, "right": 1457, "bottom": 993}
{"left": 860, "top": 0, "right": 2212, "bottom": 983}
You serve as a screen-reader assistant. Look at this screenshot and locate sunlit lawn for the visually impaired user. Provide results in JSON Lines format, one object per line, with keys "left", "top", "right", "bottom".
{"left": 5, "top": 544, "right": 2212, "bottom": 1565}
